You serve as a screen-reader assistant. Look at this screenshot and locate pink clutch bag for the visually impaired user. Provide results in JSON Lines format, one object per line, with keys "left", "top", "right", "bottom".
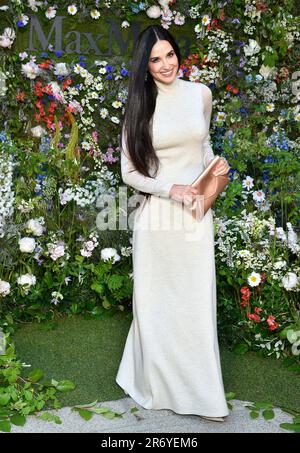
{"left": 189, "top": 156, "right": 229, "bottom": 220}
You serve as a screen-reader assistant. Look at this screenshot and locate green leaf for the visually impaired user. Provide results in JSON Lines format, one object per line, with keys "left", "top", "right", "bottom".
{"left": 280, "top": 423, "right": 300, "bottom": 433}
{"left": 225, "top": 392, "right": 236, "bottom": 401}
{"left": 24, "top": 390, "right": 33, "bottom": 401}
{"left": 10, "top": 415, "right": 26, "bottom": 427}
{"left": 263, "top": 409, "right": 275, "bottom": 420}
{"left": 102, "top": 411, "right": 117, "bottom": 419}
{"left": 0, "top": 420, "right": 11, "bottom": 432}
{"left": 73, "top": 400, "right": 98, "bottom": 409}
{"left": 0, "top": 394, "right": 10, "bottom": 406}
{"left": 130, "top": 407, "right": 139, "bottom": 413}
{"left": 76, "top": 408, "right": 93, "bottom": 421}
{"left": 91, "top": 282, "right": 105, "bottom": 295}
{"left": 255, "top": 402, "right": 273, "bottom": 410}
{"left": 250, "top": 411, "right": 259, "bottom": 419}
{"left": 233, "top": 344, "right": 249, "bottom": 355}
{"left": 38, "top": 412, "right": 62, "bottom": 424}
{"left": 28, "top": 369, "right": 44, "bottom": 383}
{"left": 55, "top": 380, "right": 76, "bottom": 392}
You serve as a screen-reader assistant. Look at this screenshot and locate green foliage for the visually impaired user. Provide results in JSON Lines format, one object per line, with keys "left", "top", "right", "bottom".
{"left": 0, "top": 325, "right": 76, "bottom": 432}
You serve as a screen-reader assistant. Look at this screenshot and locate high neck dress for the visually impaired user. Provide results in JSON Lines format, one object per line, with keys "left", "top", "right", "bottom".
{"left": 115, "top": 74, "right": 229, "bottom": 417}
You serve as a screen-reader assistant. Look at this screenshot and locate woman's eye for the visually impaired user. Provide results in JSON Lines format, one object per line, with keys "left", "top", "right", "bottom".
{"left": 152, "top": 52, "right": 174, "bottom": 63}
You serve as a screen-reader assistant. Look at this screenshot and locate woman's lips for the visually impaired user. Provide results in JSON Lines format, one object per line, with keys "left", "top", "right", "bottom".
{"left": 161, "top": 69, "right": 173, "bottom": 76}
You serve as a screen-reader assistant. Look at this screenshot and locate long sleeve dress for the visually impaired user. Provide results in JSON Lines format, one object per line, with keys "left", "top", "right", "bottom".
{"left": 115, "top": 75, "right": 229, "bottom": 417}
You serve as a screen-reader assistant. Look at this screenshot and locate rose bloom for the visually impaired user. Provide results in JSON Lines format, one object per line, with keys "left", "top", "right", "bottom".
{"left": 266, "top": 315, "right": 279, "bottom": 331}
{"left": 49, "top": 244, "right": 65, "bottom": 261}
{"left": 17, "top": 273, "right": 36, "bottom": 287}
{"left": 26, "top": 219, "right": 44, "bottom": 236}
{"left": 247, "top": 313, "right": 261, "bottom": 323}
{"left": 19, "top": 237, "right": 36, "bottom": 253}
{"left": 0, "top": 280, "right": 10, "bottom": 296}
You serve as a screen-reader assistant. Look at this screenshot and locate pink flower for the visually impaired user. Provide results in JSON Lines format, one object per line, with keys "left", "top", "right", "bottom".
{"left": 266, "top": 315, "right": 279, "bottom": 331}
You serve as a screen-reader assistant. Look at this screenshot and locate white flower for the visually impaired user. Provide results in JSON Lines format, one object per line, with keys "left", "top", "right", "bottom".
{"left": 216, "top": 112, "right": 226, "bottom": 122}
{"left": 253, "top": 190, "right": 265, "bottom": 202}
{"left": 202, "top": 15, "right": 211, "bottom": 26}
{"left": 146, "top": 5, "right": 162, "bottom": 19}
{"left": 31, "top": 125, "right": 45, "bottom": 138}
{"left": 18, "top": 14, "right": 29, "bottom": 26}
{"left": 27, "top": 0, "right": 43, "bottom": 12}
{"left": 101, "top": 247, "right": 120, "bottom": 264}
{"left": 0, "top": 280, "right": 10, "bottom": 297}
{"left": 292, "top": 339, "right": 300, "bottom": 356}
{"left": 19, "top": 51, "right": 28, "bottom": 60}
{"left": 49, "top": 244, "right": 65, "bottom": 261}
{"left": 244, "top": 39, "right": 261, "bottom": 57}
{"left": 26, "top": 219, "right": 44, "bottom": 236}
{"left": 17, "top": 273, "right": 36, "bottom": 287}
{"left": 48, "top": 81, "right": 64, "bottom": 101}
{"left": 266, "top": 103, "right": 275, "bottom": 112}
{"left": 19, "top": 237, "right": 36, "bottom": 253}
{"left": 110, "top": 116, "right": 120, "bottom": 124}
{"left": 112, "top": 101, "right": 122, "bottom": 109}
{"left": 274, "top": 260, "right": 286, "bottom": 269}
{"left": 90, "top": 9, "right": 100, "bottom": 19}
{"left": 238, "top": 250, "right": 251, "bottom": 258}
{"left": 295, "top": 113, "right": 300, "bottom": 122}
{"left": 0, "top": 27, "right": 16, "bottom": 49}
{"left": 21, "top": 61, "right": 40, "bottom": 79}
{"left": 45, "top": 6, "right": 57, "bottom": 19}
{"left": 259, "top": 65, "right": 276, "bottom": 80}
{"left": 121, "top": 21, "right": 130, "bottom": 28}
{"left": 0, "top": 6, "right": 9, "bottom": 11}
{"left": 81, "top": 141, "right": 91, "bottom": 150}
{"left": 247, "top": 271, "right": 261, "bottom": 287}
{"left": 100, "top": 108, "right": 109, "bottom": 118}
{"left": 54, "top": 62, "right": 69, "bottom": 76}
{"left": 51, "top": 291, "right": 63, "bottom": 305}
{"left": 67, "top": 4, "right": 77, "bottom": 15}
{"left": 282, "top": 272, "right": 299, "bottom": 291}
{"left": 242, "top": 176, "right": 254, "bottom": 191}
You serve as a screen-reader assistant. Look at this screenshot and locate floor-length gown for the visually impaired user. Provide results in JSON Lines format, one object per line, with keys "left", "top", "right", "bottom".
{"left": 115, "top": 75, "right": 229, "bottom": 417}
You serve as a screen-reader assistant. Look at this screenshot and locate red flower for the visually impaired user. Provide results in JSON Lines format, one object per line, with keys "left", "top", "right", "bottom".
{"left": 16, "top": 91, "right": 26, "bottom": 102}
{"left": 266, "top": 315, "right": 279, "bottom": 331}
{"left": 62, "top": 78, "right": 73, "bottom": 90}
{"left": 254, "top": 306, "right": 262, "bottom": 314}
{"left": 38, "top": 59, "right": 52, "bottom": 70}
{"left": 247, "top": 313, "right": 261, "bottom": 322}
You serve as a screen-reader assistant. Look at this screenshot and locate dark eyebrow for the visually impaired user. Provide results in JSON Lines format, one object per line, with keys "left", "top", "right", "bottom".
{"left": 149, "top": 50, "right": 174, "bottom": 61}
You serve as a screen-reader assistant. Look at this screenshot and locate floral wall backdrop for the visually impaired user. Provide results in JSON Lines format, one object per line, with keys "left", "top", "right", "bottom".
{"left": 0, "top": 0, "right": 300, "bottom": 361}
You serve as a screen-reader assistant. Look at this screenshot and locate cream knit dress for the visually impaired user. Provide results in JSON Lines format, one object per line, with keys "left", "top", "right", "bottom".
{"left": 115, "top": 75, "right": 229, "bottom": 417}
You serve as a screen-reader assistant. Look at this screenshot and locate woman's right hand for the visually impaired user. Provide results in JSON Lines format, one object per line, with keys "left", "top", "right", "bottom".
{"left": 169, "top": 184, "right": 199, "bottom": 206}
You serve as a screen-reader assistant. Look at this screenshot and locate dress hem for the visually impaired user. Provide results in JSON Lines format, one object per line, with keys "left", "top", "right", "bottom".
{"left": 115, "top": 377, "right": 230, "bottom": 418}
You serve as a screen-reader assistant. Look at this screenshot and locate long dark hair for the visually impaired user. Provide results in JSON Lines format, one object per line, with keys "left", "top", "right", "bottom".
{"left": 120, "top": 25, "right": 181, "bottom": 197}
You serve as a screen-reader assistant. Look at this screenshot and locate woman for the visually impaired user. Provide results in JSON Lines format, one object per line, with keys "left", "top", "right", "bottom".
{"left": 115, "top": 24, "right": 230, "bottom": 422}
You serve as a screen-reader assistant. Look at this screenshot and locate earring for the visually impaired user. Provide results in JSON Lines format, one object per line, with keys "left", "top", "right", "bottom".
{"left": 145, "top": 71, "right": 148, "bottom": 81}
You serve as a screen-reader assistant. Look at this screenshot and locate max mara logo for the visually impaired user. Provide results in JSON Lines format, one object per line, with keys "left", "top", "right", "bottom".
{"left": 25, "top": 15, "right": 141, "bottom": 56}
{"left": 23, "top": 15, "right": 193, "bottom": 57}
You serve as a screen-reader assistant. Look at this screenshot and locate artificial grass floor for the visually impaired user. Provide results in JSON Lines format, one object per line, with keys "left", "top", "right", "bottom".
{"left": 12, "top": 312, "right": 300, "bottom": 413}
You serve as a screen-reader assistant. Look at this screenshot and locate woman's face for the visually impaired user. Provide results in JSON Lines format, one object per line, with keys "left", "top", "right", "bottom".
{"left": 148, "top": 39, "right": 179, "bottom": 84}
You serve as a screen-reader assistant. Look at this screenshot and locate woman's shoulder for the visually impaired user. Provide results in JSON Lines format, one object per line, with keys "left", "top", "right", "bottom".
{"left": 178, "top": 79, "right": 212, "bottom": 97}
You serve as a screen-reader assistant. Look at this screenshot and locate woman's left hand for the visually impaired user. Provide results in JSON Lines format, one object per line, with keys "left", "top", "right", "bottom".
{"left": 213, "top": 157, "right": 230, "bottom": 176}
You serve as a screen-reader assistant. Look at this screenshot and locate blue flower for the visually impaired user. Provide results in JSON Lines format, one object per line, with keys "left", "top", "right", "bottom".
{"left": 245, "top": 74, "right": 253, "bottom": 82}
{"left": 120, "top": 68, "right": 129, "bottom": 77}
{"left": 17, "top": 21, "right": 25, "bottom": 27}
{"left": 106, "top": 74, "right": 113, "bottom": 81}
{"left": 40, "top": 52, "right": 48, "bottom": 58}
{"left": 105, "top": 65, "right": 113, "bottom": 73}
{"left": 55, "top": 50, "right": 63, "bottom": 57}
